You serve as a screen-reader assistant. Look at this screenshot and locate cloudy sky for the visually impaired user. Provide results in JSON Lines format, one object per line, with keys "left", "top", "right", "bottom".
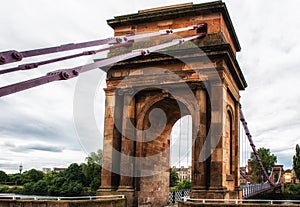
{"left": 0, "top": 0, "right": 299, "bottom": 174}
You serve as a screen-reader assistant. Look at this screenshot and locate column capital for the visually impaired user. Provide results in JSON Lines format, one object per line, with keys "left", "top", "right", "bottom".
{"left": 117, "top": 87, "right": 135, "bottom": 96}
{"left": 189, "top": 82, "right": 206, "bottom": 91}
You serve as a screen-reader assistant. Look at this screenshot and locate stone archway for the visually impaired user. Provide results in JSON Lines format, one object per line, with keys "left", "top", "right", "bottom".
{"left": 98, "top": 1, "right": 247, "bottom": 206}
{"left": 135, "top": 94, "right": 192, "bottom": 206}
{"left": 98, "top": 83, "right": 210, "bottom": 206}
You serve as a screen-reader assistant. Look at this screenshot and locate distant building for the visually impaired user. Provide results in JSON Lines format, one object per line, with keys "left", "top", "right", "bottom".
{"left": 246, "top": 160, "right": 253, "bottom": 175}
{"left": 240, "top": 167, "right": 247, "bottom": 184}
{"left": 53, "top": 167, "right": 67, "bottom": 172}
{"left": 42, "top": 168, "right": 51, "bottom": 174}
{"left": 172, "top": 166, "right": 192, "bottom": 182}
{"left": 283, "top": 169, "right": 293, "bottom": 184}
{"left": 41, "top": 167, "right": 67, "bottom": 173}
{"left": 282, "top": 169, "right": 300, "bottom": 184}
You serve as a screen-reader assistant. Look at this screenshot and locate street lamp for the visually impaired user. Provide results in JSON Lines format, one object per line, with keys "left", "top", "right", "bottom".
{"left": 19, "top": 163, "right": 23, "bottom": 174}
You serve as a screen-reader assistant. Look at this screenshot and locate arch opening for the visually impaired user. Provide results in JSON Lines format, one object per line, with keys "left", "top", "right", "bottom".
{"left": 170, "top": 115, "right": 193, "bottom": 182}
{"left": 137, "top": 96, "right": 193, "bottom": 206}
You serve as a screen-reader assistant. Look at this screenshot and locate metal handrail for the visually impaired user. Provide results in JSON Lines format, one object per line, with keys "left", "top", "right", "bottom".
{"left": 0, "top": 194, "right": 125, "bottom": 201}
{"left": 184, "top": 197, "right": 300, "bottom": 204}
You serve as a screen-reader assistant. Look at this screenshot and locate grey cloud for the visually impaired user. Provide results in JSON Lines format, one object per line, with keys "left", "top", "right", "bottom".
{"left": 0, "top": 163, "right": 20, "bottom": 171}
{"left": 2, "top": 142, "right": 16, "bottom": 148}
{"left": 253, "top": 112, "right": 300, "bottom": 138}
{"left": 0, "top": 157, "right": 11, "bottom": 161}
{"left": 0, "top": 98, "right": 80, "bottom": 148}
{"left": 28, "top": 145, "right": 64, "bottom": 152}
{"left": 11, "top": 144, "right": 64, "bottom": 153}
{"left": 1, "top": 123, "right": 58, "bottom": 140}
{"left": 0, "top": 120, "right": 78, "bottom": 149}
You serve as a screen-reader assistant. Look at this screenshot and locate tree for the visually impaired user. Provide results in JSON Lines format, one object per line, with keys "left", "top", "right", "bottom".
{"left": 82, "top": 162, "right": 102, "bottom": 192}
{"left": 83, "top": 150, "right": 102, "bottom": 192}
{"left": 61, "top": 181, "right": 83, "bottom": 196}
{"left": 8, "top": 173, "right": 22, "bottom": 185}
{"left": 47, "top": 174, "right": 66, "bottom": 196}
{"left": 293, "top": 144, "right": 300, "bottom": 180}
{"left": 64, "top": 163, "right": 84, "bottom": 183}
{"left": 33, "top": 180, "right": 48, "bottom": 195}
{"left": 169, "top": 168, "right": 179, "bottom": 187}
{"left": 249, "top": 147, "right": 277, "bottom": 183}
{"left": 1, "top": 152, "right": 104, "bottom": 196}
{"left": 21, "top": 169, "right": 44, "bottom": 184}
{"left": 177, "top": 180, "right": 191, "bottom": 190}
{"left": 23, "top": 182, "right": 35, "bottom": 194}
{"left": 0, "top": 171, "right": 9, "bottom": 183}
{"left": 85, "top": 149, "right": 103, "bottom": 165}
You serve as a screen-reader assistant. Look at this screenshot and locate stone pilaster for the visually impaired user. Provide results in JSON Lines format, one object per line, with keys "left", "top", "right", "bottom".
{"left": 118, "top": 88, "right": 136, "bottom": 206}
{"left": 208, "top": 82, "right": 225, "bottom": 191}
{"left": 98, "top": 89, "right": 121, "bottom": 195}
{"left": 191, "top": 88, "right": 207, "bottom": 192}
{"left": 234, "top": 103, "right": 242, "bottom": 198}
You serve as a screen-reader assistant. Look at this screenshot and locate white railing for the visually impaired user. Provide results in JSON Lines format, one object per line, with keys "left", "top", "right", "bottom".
{"left": 0, "top": 194, "right": 125, "bottom": 201}
{"left": 184, "top": 198, "right": 300, "bottom": 205}
{"left": 169, "top": 189, "right": 191, "bottom": 204}
{"left": 241, "top": 183, "right": 271, "bottom": 198}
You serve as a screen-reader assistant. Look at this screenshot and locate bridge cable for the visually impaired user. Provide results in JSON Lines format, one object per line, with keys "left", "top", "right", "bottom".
{"left": 0, "top": 31, "right": 207, "bottom": 97}
{"left": 0, "top": 42, "right": 132, "bottom": 75}
{"left": 0, "top": 24, "right": 206, "bottom": 70}
{"left": 239, "top": 108, "right": 275, "bottom": 186}
{"left": 241, "top": 123, "right": 244, "bottom": 167}
{"left": 179, "top": 118, "right": 182, "bottom": 168}
{"left": 187, "top": 115, "right": 190, "bottom": 167}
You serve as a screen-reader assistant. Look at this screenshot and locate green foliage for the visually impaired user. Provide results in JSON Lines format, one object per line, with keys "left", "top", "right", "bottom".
{"left": 0, "top": 171, "right": 9, "bottom": 183}
{"left": 8, "top": 173, "right": 22, "bottom": 185}
{"left": 82, "top": 162, "right": 101, "bottom": 192}
{"left": 169, "top": 168, "right": 179, "bottom": 187}
{"left": 86, "top": 149, "right": 103, "bottom": 166}
{"left": 83, "top": 149, "right": 102, "bottom": 193}
{"left": 64, "top": 163, "right": 84, "bottom": 183}
{"left": 285, "top": 184, "right": 300, "bottom": 195}
{"left": 23, "top": 182, "right": 35, "bottom": 194}
{"left": 170, "top": 186, "right": 178, "bottom": 191}
{"left": 61, "top": 181, "right": 83, "bottom": 196}
{"left": 21, "top": 169, "right": 44, "bottom": 184}
{"left": 6, "top": 186, "right": 23, "bottom": 194}
{"left": 249, "top": 147, "right": 277, "bottom": 183}
{"left": 293, "top": 144, "right": 300, "bottom": 180}
{"left": 177, "top": 180, "right": 191, "bottom": 190}
{"left": 33, "top": 180, "right": 48, "bottom": 195}
{"left": 0, "top": 149, "right": 103, "bottom": 196}
{"left": 0, "top": 185, "right": 9, "bottom": 192}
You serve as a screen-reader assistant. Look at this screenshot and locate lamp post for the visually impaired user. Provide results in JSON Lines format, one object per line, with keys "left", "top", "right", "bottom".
{"left": 19, "top": 163, "right": 23, "bottom": 174}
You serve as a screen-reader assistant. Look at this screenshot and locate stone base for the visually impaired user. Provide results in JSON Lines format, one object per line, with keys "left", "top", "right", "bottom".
{"left": 0, "top": 199, "right": 126, "bottom": 207}
{"left": 96, "top": 186, "right": 119, "bottom": 196}
{"left": 117, "top": 187, "right": 136, "bottom": 207}
{"left": 178, "top": 201, "right": 289, "bottom": 207}
{"left": 190, "top": 187, "right": 241, "bottom": 200}
{"left": 97, "top": 186, "right": 137, "bottom": 207}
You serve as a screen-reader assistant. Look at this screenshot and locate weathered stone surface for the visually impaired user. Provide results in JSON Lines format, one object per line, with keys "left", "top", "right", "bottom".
{"left": 99, "top": 1, "right": 246, "bottom": 206}
{"left": 178, "top": 201, "right": 300, "bottom": 207}
{"left": 0, "top": 199, "right": 126, "bottom": 207}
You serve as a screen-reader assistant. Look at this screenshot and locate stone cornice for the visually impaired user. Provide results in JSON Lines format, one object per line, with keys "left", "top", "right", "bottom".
{"left": 101, "top": 44, "right": 247, "bottom": 90}
{"left": 107, "top": 1, "right": 241, "bottom": 52}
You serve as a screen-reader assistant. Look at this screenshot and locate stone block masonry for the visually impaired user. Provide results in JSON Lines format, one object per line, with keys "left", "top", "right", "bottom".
{"left": 0, "top": 199, "right": 126, "bottom": 207}
{"left": 99, "top": 1, "right": 247, "bottom": 206}
{"left": 178, "top": 201, "right": 300, "bottom": 207}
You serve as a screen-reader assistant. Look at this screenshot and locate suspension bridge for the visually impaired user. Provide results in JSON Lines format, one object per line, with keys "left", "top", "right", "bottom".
{"left": 0, "top": 1, "right": 288, "bottom": 206}
{"left": 239, "top": 109, "right": 283, "bottom": 198}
